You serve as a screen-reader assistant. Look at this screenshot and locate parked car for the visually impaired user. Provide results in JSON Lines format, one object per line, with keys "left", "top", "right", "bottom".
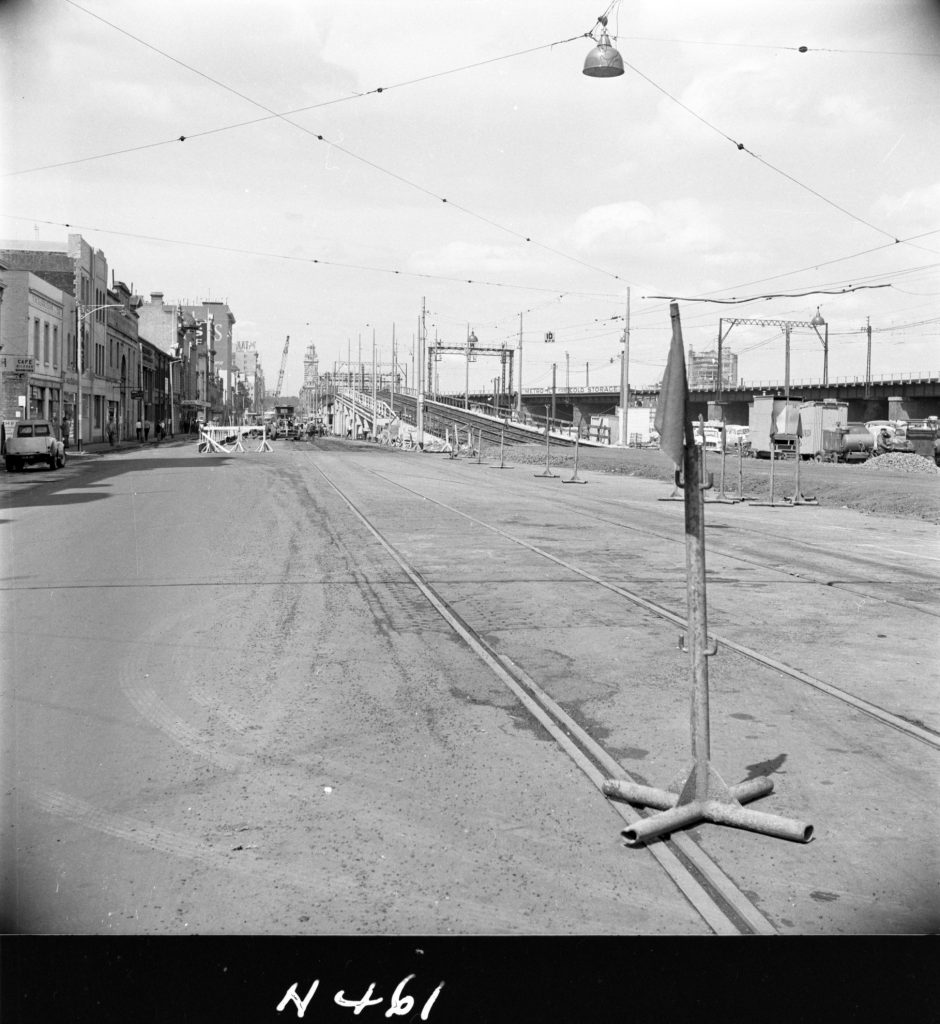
{"left": 5, "top": 419, "right": 67, "bottom": 472}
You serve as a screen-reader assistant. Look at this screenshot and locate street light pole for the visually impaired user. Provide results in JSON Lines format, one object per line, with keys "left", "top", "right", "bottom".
{"left": 618, "top": 287, "right": 631, "bottom": 447}
{"left": 75, "top": 302, "right": 126, "bottom": 451}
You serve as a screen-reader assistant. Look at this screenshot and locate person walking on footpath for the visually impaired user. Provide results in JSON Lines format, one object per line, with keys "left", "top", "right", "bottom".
{"left": 106, "top": 416, "right": 116, "bottom": 447}
{"left": 61, "top": 416, "right": 70, "bottom": 449}
{"left": 144, "top": 419, "right": 151, "bottom": 441}
{"left": 136, "top": 418, "right": 142, "bottom": 442}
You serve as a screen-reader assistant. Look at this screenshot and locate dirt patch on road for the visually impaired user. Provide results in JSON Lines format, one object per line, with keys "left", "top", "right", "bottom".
{"left": 502, "top": 444, "right": 940, "bottom": 524}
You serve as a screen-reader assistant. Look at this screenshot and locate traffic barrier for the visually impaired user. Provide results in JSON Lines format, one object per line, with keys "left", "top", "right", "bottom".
{"left": 198, "top": 424, "right": 273, "bottom": 454}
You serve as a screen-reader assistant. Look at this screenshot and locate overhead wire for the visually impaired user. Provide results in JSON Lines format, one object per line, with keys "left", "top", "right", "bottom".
{"left": 7, "top": 215, "right": 621, "bottom": 299}
{"left": 10, "top": 2, "right": 933, "bottom": 326}
{"left": 54, "top": 1, "right": 627, "bottom": 286}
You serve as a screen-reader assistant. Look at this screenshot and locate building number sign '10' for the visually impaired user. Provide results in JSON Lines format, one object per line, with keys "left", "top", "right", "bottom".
{"left": 277, "top": 974, "right": 444, "bottom": 1020}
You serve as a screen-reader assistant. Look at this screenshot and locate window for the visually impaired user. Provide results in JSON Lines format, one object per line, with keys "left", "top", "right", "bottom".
{"left": 35, "top": 424, "right": 50, "bottom": 436}
{"left": 16, "top": 425, "right": 34, "bottom": 437}
{"left": 43, "top": 322, "right": 50, "bottom": 365}
{"left": 33, "top": 319, "right": 40, "bottom": 360}
{"left": 53, "top": 326, "right": 59, "bottom": 368}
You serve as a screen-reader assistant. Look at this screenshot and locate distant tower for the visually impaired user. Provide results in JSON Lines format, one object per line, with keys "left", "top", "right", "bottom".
{"left": 301, "top": 343, "right": 318, "bottom": 416}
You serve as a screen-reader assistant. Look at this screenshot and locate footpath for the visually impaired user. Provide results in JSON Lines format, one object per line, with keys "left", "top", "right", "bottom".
{"left": 66, "top": 434, "right": 197, "bottom": 457}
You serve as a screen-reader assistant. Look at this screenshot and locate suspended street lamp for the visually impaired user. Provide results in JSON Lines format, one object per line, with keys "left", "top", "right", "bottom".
{"left": 582, "top": 15, "right": 624, "bottom": 78}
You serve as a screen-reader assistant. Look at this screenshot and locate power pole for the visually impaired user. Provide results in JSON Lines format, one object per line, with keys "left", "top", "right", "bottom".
{"left": 390, "top": 323, "right": 396, "bottom": 412}
{"left": 551, "top": 363, "right": 557, "bottom": 422}
{"left": 618, "top": 287, "right": 630, "bottom": 446}
{"left": 515, "top": 312, "right": 523, "bottom": 419}
{"left": 417, "top": 300, "right": 426, "bottom": 445}
{"left": 371, "top": 327, "right": 377, "bottom": 440}
{"left": 865, "top": 317, "right": 872, "bottom": 399}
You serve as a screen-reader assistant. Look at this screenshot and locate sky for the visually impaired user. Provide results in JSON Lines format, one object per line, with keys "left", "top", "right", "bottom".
{"left": 2, "top": 0, "right": 939, "bottom": 398}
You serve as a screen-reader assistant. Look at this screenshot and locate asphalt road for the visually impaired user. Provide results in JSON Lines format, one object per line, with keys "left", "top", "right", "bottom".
{"left": 2, "top": 438, "right": 937, "bottom": 936}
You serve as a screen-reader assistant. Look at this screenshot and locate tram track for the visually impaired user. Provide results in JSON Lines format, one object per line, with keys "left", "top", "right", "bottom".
{"left": 379, "top": 449, "right": 939, "bottom": 620}
{"left": 354, "top": 464, "right": 939, "bottom": 751}
{"left": 312, "top": 460, "right": 778, "bottom": 936}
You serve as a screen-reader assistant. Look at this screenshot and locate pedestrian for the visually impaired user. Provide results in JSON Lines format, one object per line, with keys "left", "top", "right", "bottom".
{"left": 144, "top": 419, "right": 151, "bottom": 441}
{"left": 136, "top": 418, "right": 142, "bottom": 442}
{"left": 61, "top": 417, "right": 70, "bottom": 449}
{"left": 106, "top": 416, "right": 116, "bottom": 447}
{"left": 158, "top": 420, "right": 165, "bottom": 441}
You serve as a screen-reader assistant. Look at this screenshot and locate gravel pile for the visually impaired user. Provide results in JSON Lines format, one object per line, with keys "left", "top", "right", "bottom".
{"left": 860, "top": 452, "right": 939, "bottom": 474}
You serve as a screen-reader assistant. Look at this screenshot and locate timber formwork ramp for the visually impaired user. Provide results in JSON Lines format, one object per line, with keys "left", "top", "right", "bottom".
{"left": 384, "top": 392, "right": 597, "bottom": 449}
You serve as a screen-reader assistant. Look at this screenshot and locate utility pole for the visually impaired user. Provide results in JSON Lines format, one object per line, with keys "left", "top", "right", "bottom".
{"left": 865, "top": 317, "right": 872, "bottom": 399}
{"left": 371, "top": 327, "right": 377, "bottom": 440}
{"left": 551, "top": 363, "right": 557, "bottom": 423}
{"left": 618, "top": 287, "right": 630, "bottom": 446}
{"left": 515, "top": 312, "right": 523, "bottom": 419}
{"left": 585, "top": 361, "right": 589, "bottom": 387}
{"left": 417, "top": 300, "right": 426, "bottom": 445}
{"left": 465, "top": 323, "right": 470, "bottom": 411}
{"left": 390, "top": 323, "right": 396, "bottom": 412}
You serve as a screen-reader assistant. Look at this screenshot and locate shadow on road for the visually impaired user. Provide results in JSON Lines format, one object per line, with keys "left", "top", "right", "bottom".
{"left": 0, "top": 454, "right": 233, "bottom": 510}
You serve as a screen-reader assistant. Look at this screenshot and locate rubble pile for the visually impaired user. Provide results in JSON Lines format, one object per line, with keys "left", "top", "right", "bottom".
{"left": 860, "top": 452, "right": 939, "bottom": 475}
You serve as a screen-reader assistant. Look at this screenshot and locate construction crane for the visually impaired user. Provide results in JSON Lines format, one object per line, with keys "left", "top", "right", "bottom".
{"left": 273, "top": 335, "right": 290, "bottom": 402}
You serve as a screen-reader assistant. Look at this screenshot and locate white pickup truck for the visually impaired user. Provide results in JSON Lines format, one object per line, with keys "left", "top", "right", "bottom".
{"left": 5, "top": 419, "right": 67, "bottom": 472}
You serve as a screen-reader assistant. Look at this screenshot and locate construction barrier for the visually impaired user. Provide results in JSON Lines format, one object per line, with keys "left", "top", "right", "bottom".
{"left": 198, "top": 425, "right": 273, "bottom": 454}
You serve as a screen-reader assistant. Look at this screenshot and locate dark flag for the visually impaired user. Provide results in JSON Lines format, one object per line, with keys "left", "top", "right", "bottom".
{"left": 654, "top": 302, "right": 689, "bottom": 467}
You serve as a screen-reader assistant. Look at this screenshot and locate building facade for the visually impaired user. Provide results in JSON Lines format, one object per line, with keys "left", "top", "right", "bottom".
{"left": 0, "top": 235, "right": 144, "bottom": 447}
{"left": 688, "top": 346, "right": 739, "bottom": 389}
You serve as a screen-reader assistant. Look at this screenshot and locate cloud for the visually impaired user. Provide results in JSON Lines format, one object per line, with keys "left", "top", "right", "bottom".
{"left": 817, "top": 94, "right": 883, "bottom": 130}
{"left": 407, "top": 240, "right": 535, "bottom": 277}
{"left": 566, "top": 198, "right": 725, "bottom": 257}
{"left": 872, "top": 181, "right": 940, "bottom": 227}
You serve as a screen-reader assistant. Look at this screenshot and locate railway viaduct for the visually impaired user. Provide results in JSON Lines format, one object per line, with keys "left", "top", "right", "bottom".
{"left": 432, "top": 372, "right": 940, "bottom": 427}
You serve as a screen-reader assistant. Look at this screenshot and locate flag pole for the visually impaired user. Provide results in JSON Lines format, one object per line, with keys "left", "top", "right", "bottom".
{"left": 603, "top": 302, "right": 813, "bottom": 847}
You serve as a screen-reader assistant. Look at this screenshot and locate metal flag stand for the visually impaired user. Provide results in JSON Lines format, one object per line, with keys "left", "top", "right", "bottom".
{"left": 707, "top": 423, "right": 739, "bottom": 503}
{"left": 603, "top": 302, "right": 813, "bottom": 848}
{"left": 473, "top": 428, "right": 485, "bottom": 464}
{"left": 749, "top": 438, "right": 787, "bottom": 507}
{"left": 786, "top": 429, "right": 818, "bottom": 506}
{"left": 562, "top": 434, "right": 588, "bottom": 484}
{"left": 658, "top": 472, "right": 685, "bottom": 501}
{"left": 491, "top": 427, "right": 513, "bottom": 469}
{"left": 733, "top": 441, "right": 758, "bottom": 501}
{"left": 534, "top": 405, "right": 559, "bottom": 478}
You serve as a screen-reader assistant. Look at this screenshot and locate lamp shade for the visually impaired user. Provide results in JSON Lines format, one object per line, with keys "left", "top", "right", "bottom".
{"left": 583, "top": 32, "right": 624, "bottom": 78}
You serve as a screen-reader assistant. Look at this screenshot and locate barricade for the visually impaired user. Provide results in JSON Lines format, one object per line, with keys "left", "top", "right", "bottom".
{"left": 198, "top": 425, "right": 273, "bottom": 454}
